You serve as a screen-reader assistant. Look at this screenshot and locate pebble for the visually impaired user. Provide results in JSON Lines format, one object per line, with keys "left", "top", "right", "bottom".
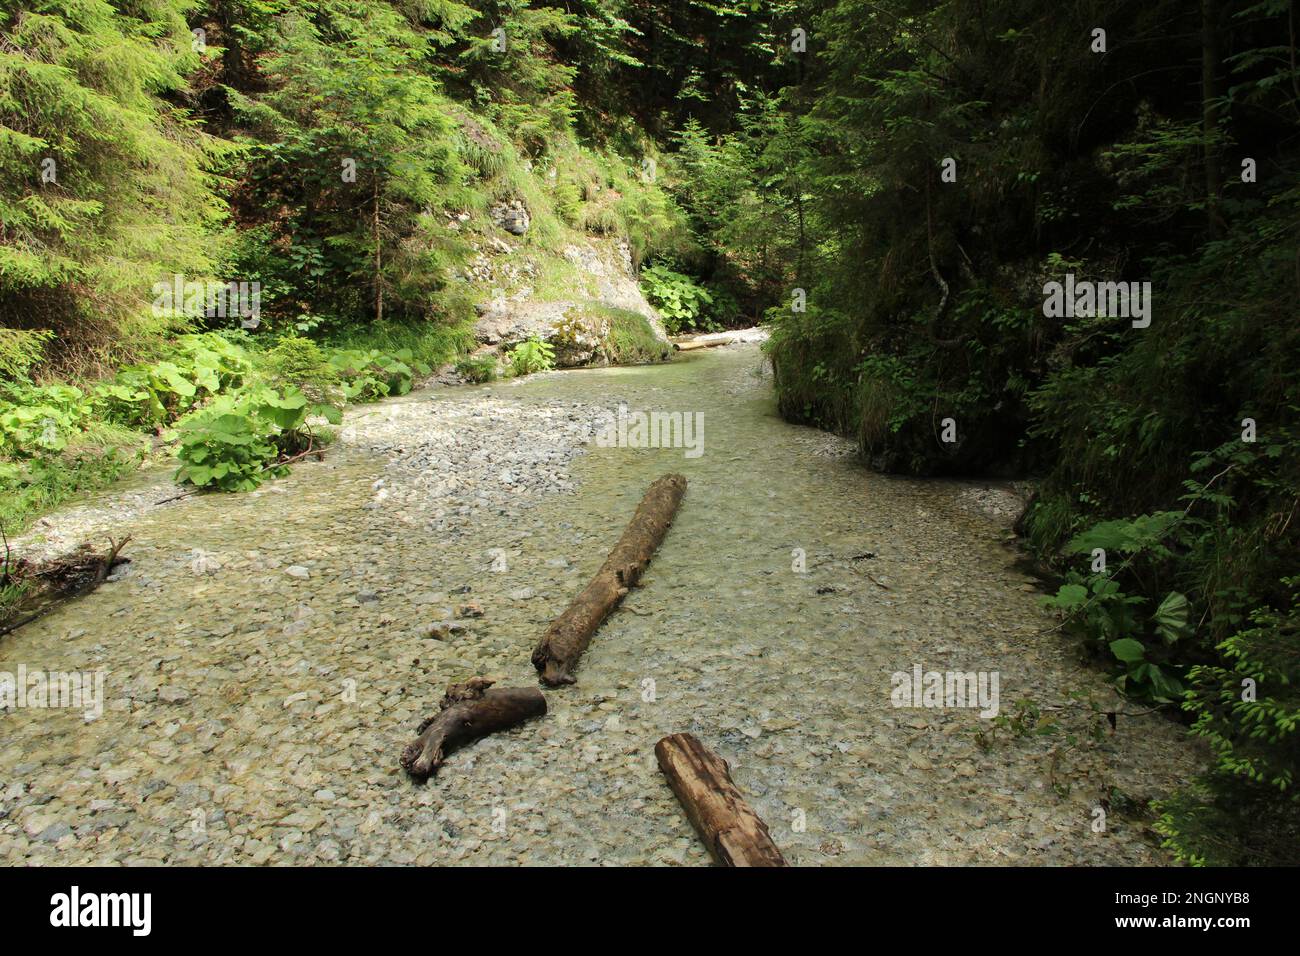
{"left": 37, "top": 822, "right": 72, "bottom": 843}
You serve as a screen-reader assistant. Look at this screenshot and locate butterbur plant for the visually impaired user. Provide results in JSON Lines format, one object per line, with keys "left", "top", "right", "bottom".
{"left": 0, "top": 383, "right": 90, "bottom": 457}
{"left": 174, "top": 407, "right": 281, "bottom": 492}
{"left": 328, "top": 348, "right": 428, "bottom": 401}
{"left": 92, "top": 334, "right": 254, "bottom": 428}
{"left": 639, "top": 263, "right": 714, "bottom": 335}
{"left": 174, "top": 386, "right": 340, "bottom": 492}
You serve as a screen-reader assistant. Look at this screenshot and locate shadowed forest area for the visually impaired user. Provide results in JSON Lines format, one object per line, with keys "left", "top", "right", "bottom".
{"left": 1, "top": 0, "right": 1297, "bottom": 869}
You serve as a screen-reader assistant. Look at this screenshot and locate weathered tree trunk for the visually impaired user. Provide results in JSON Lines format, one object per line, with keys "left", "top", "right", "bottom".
{"left": 400, "top": 678, "right": 546, "bottom": 780}
{"left": 672, "top": 329, "right": 768, "bottom": 350}
{"left": 532, "top": 473, "right": 687, "bottom": 686}
{"left": 655, "top": 733, "right": 788, "bottom": 867}
{"left": 673, "top": 333, "right": 745, "bottom": 351}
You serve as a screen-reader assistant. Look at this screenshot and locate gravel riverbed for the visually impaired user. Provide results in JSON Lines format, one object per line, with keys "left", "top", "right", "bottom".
{"left": 0, "top": 344, "right": 1203, "bottom": 865}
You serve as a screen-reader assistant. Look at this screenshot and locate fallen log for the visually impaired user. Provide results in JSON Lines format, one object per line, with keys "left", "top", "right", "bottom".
{"left": 671, "top": 329, "right": 769, "bottom": 351}
{"left": 655, "top": 732, "right": 788, "bottom": 867}
{"left": 532, "top": 473, "right": 687, "bottom": 686}
{"left": 400, "top": 677, "right": 546, "bottom": 780}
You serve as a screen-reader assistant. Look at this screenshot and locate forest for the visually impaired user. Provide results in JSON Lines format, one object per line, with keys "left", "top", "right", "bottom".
{"left": 1, "top": 0, "right": 1297, "bottom": 869}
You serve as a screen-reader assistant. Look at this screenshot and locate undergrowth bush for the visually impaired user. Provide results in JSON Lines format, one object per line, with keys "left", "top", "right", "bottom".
{"left": 174, "top": 385, "right": 339, "bottom": 492}
{"left": 640, "top": 264, "right": 715, "bottom": 335}
{"left": 507, "top": 336, "right": 556, "bottom": 376}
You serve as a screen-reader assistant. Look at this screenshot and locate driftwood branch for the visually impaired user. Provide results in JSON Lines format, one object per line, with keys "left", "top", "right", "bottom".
{"left": 399, "top": 677, "right": 547, "bottom": 780}
{"left": 532, "top": 473, "right": 687, "bottom": 686}
{"left": 0, "top": 536, "right": 131, "bottom": 638}
{"left": 655, "top": 733, "right": 788, "bottom": 867}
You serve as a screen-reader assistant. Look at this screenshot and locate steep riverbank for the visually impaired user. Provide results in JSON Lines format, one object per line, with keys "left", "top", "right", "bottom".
{"left": 0, "top": 343, "right": 1202, "bottom": 865}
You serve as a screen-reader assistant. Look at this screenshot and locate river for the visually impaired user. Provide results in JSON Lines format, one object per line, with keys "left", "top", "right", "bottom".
{"left": 0, "top": 343, "right": 1200, "bottom": 865}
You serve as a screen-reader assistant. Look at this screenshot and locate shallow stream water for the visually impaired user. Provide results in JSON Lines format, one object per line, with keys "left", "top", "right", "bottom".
{"left": 0, "top": 344, "right": 1200, "bottom": 865}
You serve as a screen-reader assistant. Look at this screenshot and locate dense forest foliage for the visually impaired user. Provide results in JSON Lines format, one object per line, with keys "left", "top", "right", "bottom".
{"left": 2, "top": 0, "right": 1297, "bottom": 863}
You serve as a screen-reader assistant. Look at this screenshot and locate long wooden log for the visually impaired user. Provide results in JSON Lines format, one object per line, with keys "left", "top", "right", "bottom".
{"left": 400, "top": 677, "right": 546, "bottom": 780}
{"left": 532, "top": 473, "right": 687, "bottom": 687}
{"left": 671, "top": 329, "right": 767, "bottom": 351}
{"left": 655, "top": 732, "right": 788, "bottom": 867}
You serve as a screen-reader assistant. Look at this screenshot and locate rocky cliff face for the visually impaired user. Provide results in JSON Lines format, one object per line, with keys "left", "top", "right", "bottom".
{"left": 469, "top": 234, "right": 669, "bottom": 367}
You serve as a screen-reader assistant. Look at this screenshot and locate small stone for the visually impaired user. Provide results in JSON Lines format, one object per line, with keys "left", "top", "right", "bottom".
{"left": 23, "top": 815, "right": 56, "bottom": 837}
{"left": 456, "top": 603, "right": 484, "bottom": 619}
{"left": 425, "top": 621, "right": 467, "bottom": 641}
{"left": 37, "top": 822, "right": 72, "bottom": 843}
{"left": 286, "top": 565, "right": 310, "bottom": 579}
{"left": 509, "top": 587, "right": 535, "bottom": 601}
{"left": 158, "top": 686, "right": 190, "bottom": 704}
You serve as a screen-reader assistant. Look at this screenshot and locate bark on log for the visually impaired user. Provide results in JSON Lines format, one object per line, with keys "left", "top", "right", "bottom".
{"left": 532, "top": 473, "right": 686, "bottom": 687}
{"left": 400, "top": 677, "right": 546, "bottom": 780}
{"left": 670, "top": 335, "right": 743, "bottom": 353}
{"left": 673, "top": 338, "right": 718, "bottom": 351}
{"left": 672, "top": 331, "right": 764, "bottom": 351}
{"left": 655, "top": 732, "right": 788, "bottom": 867}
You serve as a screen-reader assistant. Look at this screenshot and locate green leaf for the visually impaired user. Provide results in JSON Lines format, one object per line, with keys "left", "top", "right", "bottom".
{"left": 310, "top": 403, "right": 343, "bottom": 425}
{"left": 1051, "top": 583, "right": 1089, "bottom": 609}
{"left": 1109, "top": 638, "right": 1147, "bottom": 663}
{"left": 1152, "top": 591, "right": 1191, "bottom": 643}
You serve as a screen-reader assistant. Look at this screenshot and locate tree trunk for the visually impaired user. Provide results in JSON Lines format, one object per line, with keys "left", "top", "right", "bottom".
{"left": 399, "top": 678, "right": 546, "bottom": 780}
{"left": 673, "top": 331, "right": 762, "bottom": 350}
{"left": 532, "top": 473, "right": 687, "bottom": 686}
{"left": 655, "top": 733, "right": 788, "bottom": 867}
